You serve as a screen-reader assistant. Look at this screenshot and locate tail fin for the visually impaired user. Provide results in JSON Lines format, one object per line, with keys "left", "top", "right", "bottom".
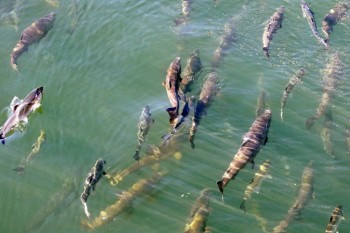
{"left": 240, "top": 200, "right": 247, "bottom": 213}
{"left": 0, "top": 133, "right": 5, "bottom": 145}
{"left": 13, "top": 166, "right": 25, "bottom": 174}
{"left": 262, "top": 47, "right": 269, "bottom": 58}
{"left": 216, "top": 180, "right": 224, "bottom": 195}
{"left": 133, "top": 150, "right": 140, "bottom": 162}
{"left": 280, "top": 108, "right": 284, "bottom": 121}
{"left": 166, "top": 107, "right": 178, "bottom": 125}
{"left": 306, "top": 117, "right": 316, "bottom": 129}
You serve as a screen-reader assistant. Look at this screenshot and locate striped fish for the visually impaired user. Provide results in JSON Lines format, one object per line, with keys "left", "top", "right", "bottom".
{"left": 325, "top": 205, "right": 344, "bottom": 233}
{"left": 322, "top": 3, "right": 349, "bottom": 44}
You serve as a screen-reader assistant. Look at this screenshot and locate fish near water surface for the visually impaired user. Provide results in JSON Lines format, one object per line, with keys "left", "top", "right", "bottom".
{"left": 306, "top": 52, "right": 343, "bottom": 129}
{"left": 325, "top": 205, "right": 344, "bottom": 233}
{"left": 183, "top": 189, "right": 211, "bottom": 233}
{"left": 0, "top": 86, "right": 43, "bottom": 144}
{"left": 174, "top": 0, "right": 192, "bottom": 26}
{"left": 256, "top": 90, "right": 268, "bottom": 118}
{"left": 300, "top": 0, "right": 328, "bottom": 48}
{"left": 322, "top": 3, "right": 349, "bottom": 44}
{"left": 262, "top": 6, "right": 284, "bottom": 58}
{"left": 133, "top": 105, "right": 154, "bottom": 161}
{"left": 82, "top": 171, "right": 166, "bottom": 230}
{"left": 240, "top": 160, "right": 271, "bottom": 213}
{"left": 217, "top": 109, "right": 271, "bottom": 196}
{"left": 280, "top": 68, "right": 305, "bottom": 120}
{"left": 272, "top": 162, "right": 314, "bottom": 233}
{"left": 81, "top": 158, "right": 106, "bottom": 218}
{"left": 320, "top": 109, "right": 335, "bottom": 159}
{"left": 180, "top": 49, "right": 203, "bottom": 97}
{"left": 10, "top": 12, "right": 55, "bottom": 71}
{"left": 189, "top": 72, "right": 220, "bottom": 149}
{"left": 163, "top": 57, "right": 182, "bottom": 125}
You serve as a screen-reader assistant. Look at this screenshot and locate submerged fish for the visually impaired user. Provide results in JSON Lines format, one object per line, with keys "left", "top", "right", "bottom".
{"left": 325, "top": 205, "right": 344, "bottom": 233}
{"left": 272, "top": 162, "right": 314, "bottom": 233}
{"left": 211, "top": 16, "right": 236, "bottom": 68}
{"left": 306, "top": 53, "right": 343, "bottom": 129}
{"left": 133, "top": 105, "right": 154, "bottom": 161}
{"left": 184, "top": 189, "right": 211, "bottom": 233}
{"left": 240, "top": 160, "right": 271, "bottom": 213}
{"left": 256, "top": 90, "right": 268, "bottom": 118}
{"left": 162, "top": 57, "right": 182, "bottom": 125}
{"left": 280, "top": 68, "right": 305, "bottom": 120}
{"left": 344, "top": 128, "right": 350, "bottom": 155}
{"left": 0, "top": 87, "right": 43, "bottom": 144}
{"left": 189, "top": 72, "right": 220, "bottom": 149}
{"left": 180, "top": 49, "right": 203, "bottom": 97}
{"left": 322, "top": 3, "right": 349, "bottom": 44}
{"left": 262, "top": 6, "right": 284, "bottom": 58}
{"left": 10, "top": 12, "right": 55, "bottom": 71}
{"left": 300, "top": 0, "right": 328, "bottom": 48}
{"left": 13, "top": 129, "right": 46, "bottom": 174}
{"left": 174, "top": 0, "right": 193, "bottom": 26}
{"left": 82, "top": 171, "right": 166, "bottom": 230}
{"left": 217, "top": 109, "right": 271, "bottom": 196}
{"left": 320, "top": 109, "right": 335, "bottom": 159}
{"left": 81, "top": 158, "right": 106, "bottom": 218}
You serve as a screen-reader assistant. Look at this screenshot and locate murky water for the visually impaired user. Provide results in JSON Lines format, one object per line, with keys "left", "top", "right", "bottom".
{"left": 0, "top": 0, "right": 349, "bottom": 232}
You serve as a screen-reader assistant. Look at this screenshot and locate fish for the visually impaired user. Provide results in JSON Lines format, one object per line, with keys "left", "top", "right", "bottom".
{"left": 300, "top": 0, "right": 328, "bottom": 48}
{"left": 174, "top": 0, "right": 192, "bottom": 26}
{"left": 322, "top": 3, "right": 349, "bottom": 44}
{"left": 10, "top": 12, "right": 55, "bottom": 71}
{"left": 344, "top": 128, "right": 350, "bottom": 155}
{"left": 183, "top": 188, "right": 211, "bottom": 233}
{"left": 320, "top": 109, "right": 335, "bottom": 159}
{"left": 133, "top": 105, "right": 155, "bottom": 161}
{"left": 272, "top": 162, "right": 314, "bottom": 233}
{"left": 162, "top": 57, "right": 182, "bottom": 125}
{"left": 13, "top": 129, "right": 46, "bottom": 174}
{"left": 280, "top": 68, "right": 305, "bottom": 120}
{"left": 24, "top": 170, "right": 80, "bottom": 233}
{"left": 82, "top": 171, "right": 166, "bottom": 230}
{"left": 240, "top": 160, "right": 271, "bottom": 213}
{"left": 325, "top": 205, "right": 345, "bottom": 233}
{"left": 262, "top": 6, "right": 284, "bottom": 58}
{"left": 211, "top": 16, "right": 236, "bottom": 68}
{"left": 180, "top": 49, "right": 203, "bottom": 98}
{"left": 306, "top": 52, "right": 343, "bottom": 129}
{"left": 66, "top": 0, "right": 87, "bottom": 36}
{"left": 81, "top": 158, "right": 106, "bottom": 218}
{"left": 0, "top": 86, "right": 44, "bottom": 144}
{"left": 256, "top": 90, "right": 268, "bottom": 118}
{"left": 217, "top": 109, "right": 271, "bottom": 196}
{"left": 189, "top": 72, "right": 220, "bottom": 149}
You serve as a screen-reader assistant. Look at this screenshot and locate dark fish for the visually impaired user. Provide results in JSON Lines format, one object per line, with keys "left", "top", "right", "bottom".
{"left": 262, "top": 6, "right": 284, "bottom": 58}
{"left": 81, "top": 158, "right": 106, "bottom": 218}
{"left": 180, "top": 49, "right": 203, "bottom": 97}
{"left": 217, "top": 109, "right": 271, "bottom": 195}
{"left": 272, "top": 162, "right": 314, "bottom": 233}
{"left": 162, "top": 57, "right": 182, "bottom": 125}
{"left": 189, "top": 72, "right": 220, "bottom": 149}
{"left": 322, "top": 3, "right": 349, "bottom": 44}
{"left": 133, "top": 105, "right": 154, "bottom": 161}
{"left": 256, "top": 90, "right": 268, "bottom": 118}
{"left": 10, "top": 12, "right": 55, "bottom": 71}
{"left": 174, "top": 0, "right": 192, "bottom": 26}
{"left": 82, "top": 171, "right": 166, "bottom": 230}
{"left": 211, "top": 16, "right": 236, "bottom": 68}
{"left": 240, "top": 160, "right": 271, "bottom": 213}
{"left": 325, "top": 205, "right": 345, "bottom": 233}
{"left": 306, "top": 53, "right": 343, "bottom": 129}
{"left": 13, "top": 129, "right": 46, "bottom": 174}
{"left": 300, "top": 0, "right": 328, "bottom": 48}
{"left": 184, "top": 189, "right": 211, "bottom": 233}
{"left": 320, "top": 109, "right": 335, "bottom": 159}
{"left": 0, "top": 86, "right": 43, "bottom": 144}
{"left": 280, "top": 68, "right": 305, "bottom": 120}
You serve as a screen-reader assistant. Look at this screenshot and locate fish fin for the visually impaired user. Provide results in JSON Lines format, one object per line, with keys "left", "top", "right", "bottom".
{"left": 0, "top": 133, "right": 5, "bottom": 145}
{"left": 251, "top": 160, "right": 255, "bottom": 169}
{"left": 240, "top": 200, "right": 247, "bottom": 213}
{"left": 216, "top": 180, "right": 224, "bottom": 195}
{"left": 133, "top": 151, "right": 140, "bottom": 161}
{"left": 102, "top": 171, "right": 107, "bottom": 176}
{"left": 189, "top": 135, "right": 195, "bottom": 149}
{"left": 162, "top": 81, "right": 166, "bottom": 87}
{"left": 262, "top": 47, "right": 269, "bottom": 58}
{"left": 306, "top": 117, "right": 316, "bottom": 129}
{"left": 166, "top": 107, "right": 178, "bottom": 125}
{"left": 264, "top": 136, "right": 268, "bottom": 145}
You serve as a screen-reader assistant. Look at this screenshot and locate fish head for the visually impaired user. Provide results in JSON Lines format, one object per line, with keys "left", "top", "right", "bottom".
{"left": 95, "top": 158, "right": 106, "bottom": 171}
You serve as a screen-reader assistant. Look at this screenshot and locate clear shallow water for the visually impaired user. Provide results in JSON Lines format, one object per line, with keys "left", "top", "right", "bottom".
{"left": 0, "top": 0, "right": 350, "bottom": 232}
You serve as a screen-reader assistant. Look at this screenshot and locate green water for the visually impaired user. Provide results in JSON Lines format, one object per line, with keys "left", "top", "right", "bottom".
{"left": 0, "top": 0, "right": 350, "bottom": 232}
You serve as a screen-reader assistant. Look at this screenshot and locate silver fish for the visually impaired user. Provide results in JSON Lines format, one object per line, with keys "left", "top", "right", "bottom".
{"left": 325, "top": 205, "right": 345, "bottom": 233}
{"left": 81, "top": 158, "right": 106, "bottom": 218}
{"left": 217, "top": 109, "right": 271, "bottom": 196}
{"left": 300, "top": 0, "right": 328, "bottom": 48}
{"left": 272, "top": 162, "right": 314, "bottom": 233}
{"left": 306, "top": 53, "right": 343, "bottom": 129}
{"left": 10, "top": 12, "right": 55, "bottom": 71}
{"left": 280, "top": 68, "right": 305, "bottom": 120}
{"left": 322, "top": 3, "right": 349, "bottom": 44}
{"left": 133, "top": 105, "right": 154, "bottom": 161}
{"left": 0, "top": 86, "right": 43, "bottom": 144}
{"left": 262, "top": 6, "right": 284, "bottom": 58}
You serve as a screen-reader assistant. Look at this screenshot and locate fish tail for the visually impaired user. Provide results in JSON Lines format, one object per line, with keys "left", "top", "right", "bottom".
{"left": 133, "top": 150, "right": 140, "bottom": 161}
{"left": 82, "top": 201, "right": 91, "bottom": 218}
{"left": 240, "top": 200, "right": 247, "bottom": 213}
{"left": 280, "top": 108, "right": 284, "bottom": 121}
{"left": 306, "top": 116, "right": 316, "bottom": 129}
{"left": 0, "top": 133, "right": 5, "bottom": 145}
{"left": 262, "top": 47, "right": 269, "bottom": 58}
{"left": 216, "top": 179, "right": 225, "bottom": 195}
{"left": 13, "top": 166, "right": 25, "bottom": 174}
